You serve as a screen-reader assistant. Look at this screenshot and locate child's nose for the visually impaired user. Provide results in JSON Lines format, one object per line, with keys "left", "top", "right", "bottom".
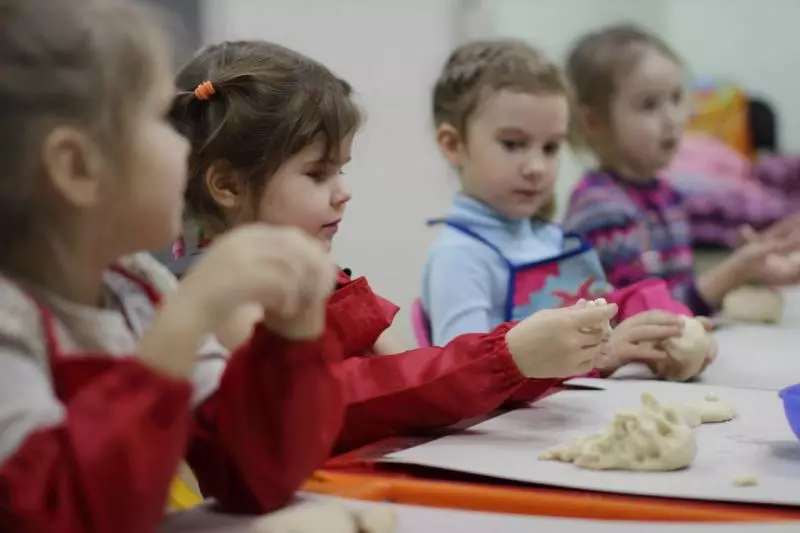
{"left": 522, "top": 153, "right": 546, "bottom": 178}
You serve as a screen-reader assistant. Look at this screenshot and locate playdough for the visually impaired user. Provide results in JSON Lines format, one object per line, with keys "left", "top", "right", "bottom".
{"left": 722, "top": 285, "right": 783, "bottom": 324}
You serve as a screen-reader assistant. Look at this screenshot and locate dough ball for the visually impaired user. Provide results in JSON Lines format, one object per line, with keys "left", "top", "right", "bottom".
{"left": 249, "top": 502, "right": 358, "bottom": 533}
{"left": 579, "top": 298, "right": 613, "bottom": 336}
{"left": 356, "top": 507, "right": 397, "bottom": 533}
{"left": 539, "top": 393, "right": 697, "bottom": 471}
{"left": 722, "top": 286, "right": 783, "bottom": 324}
{"left": 652, "top": 316, "right": 711, "bottom": 382}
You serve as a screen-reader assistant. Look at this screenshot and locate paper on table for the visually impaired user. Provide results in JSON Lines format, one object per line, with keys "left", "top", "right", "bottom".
{"left": 385, "top": 379, "right": 800, "bottom": 506}
{"left": 158, "top": 494, "right": 800, "bottom": 533}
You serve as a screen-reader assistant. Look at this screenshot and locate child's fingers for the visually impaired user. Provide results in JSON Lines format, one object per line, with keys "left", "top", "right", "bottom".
{"left": 570, "top": 303, "right": 618, "bottom": 327}
{"left": 628, "top": 344, "right": 668, "bottom": 361}
{"left": 695, "top": 316, "right": 714, "bottom": 332}
{"left": 627, "top": 324, "right": 684, "bottom": 343}
{"left": 633, "top": 310, "right": 685, "bottom": 326}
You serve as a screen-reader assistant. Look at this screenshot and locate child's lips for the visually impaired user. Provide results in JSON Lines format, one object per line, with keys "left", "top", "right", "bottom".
{"left": 320, "top": 220, "right": 341, "bottom": 238}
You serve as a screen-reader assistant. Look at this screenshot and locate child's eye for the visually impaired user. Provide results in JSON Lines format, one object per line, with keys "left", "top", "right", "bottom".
{"left": 543, "top": 141, "right": 562, "bottom": 156}
{"left": 306, "top": 170, "right": 327, "bottom": 182}
{"left": 672, "top": 89, "right": 684, "bottom": 105}
{"left": 641, "top": 97, "right": 659, "bottom": 112}
{"left": 500, "top": 139, "right": 525, "bottom": 151}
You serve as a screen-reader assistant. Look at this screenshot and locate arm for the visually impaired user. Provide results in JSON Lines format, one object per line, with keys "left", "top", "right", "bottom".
{"left": 333, "top": 323, "right": 559, "bottom": 453}
{"left": 186, "top": 324, "right": 345, "bottom": 515}
{"left": 424, "top": 246, "right": 496, "bottom": 345}
{"left": 0, "top": 352, "right": 192, "bottom": 533}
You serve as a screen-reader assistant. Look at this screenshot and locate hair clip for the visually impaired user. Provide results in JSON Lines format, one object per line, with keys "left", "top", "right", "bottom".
{"left": 193, "top": 80, "right": 216, "bottom": 101}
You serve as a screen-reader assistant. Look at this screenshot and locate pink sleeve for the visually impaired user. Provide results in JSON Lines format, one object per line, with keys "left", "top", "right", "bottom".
{"left": 605, "top": 279, "right": 693, "bottom": 321}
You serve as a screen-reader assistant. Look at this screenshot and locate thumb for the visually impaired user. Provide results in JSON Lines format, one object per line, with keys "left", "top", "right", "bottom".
{"left": 570, "top": 302, "right": 618, "bottom": 326}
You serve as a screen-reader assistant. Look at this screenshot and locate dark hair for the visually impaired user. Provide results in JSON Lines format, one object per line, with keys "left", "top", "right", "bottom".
{"left": 432, "top": 39, "right": 568, "bottom": 138}
{"left": 169, "top": 40, "right": 361, "bottom": 229}
{"left": 0, "top": 0, "right": 170, "bottom": 249}
{"left": 566, "top": 23, "right": 681, "bottom": 149}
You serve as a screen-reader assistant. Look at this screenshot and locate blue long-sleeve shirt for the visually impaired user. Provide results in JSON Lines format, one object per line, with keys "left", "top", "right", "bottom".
{"left": 421, "top": 194, "right": 563, "bottom": 345}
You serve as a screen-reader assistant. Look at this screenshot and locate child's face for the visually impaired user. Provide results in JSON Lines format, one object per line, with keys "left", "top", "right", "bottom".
{"left": 114, "top": 69, "right": 190, "bottom": 253}
{"left": 457, "top": 89, "right": 568, "bottom": 220}
{"left": 605, "top": 48, "right": 686, "bottom": 178}
{"left": 253, "top": 134, "right": 353, "bottom": 252}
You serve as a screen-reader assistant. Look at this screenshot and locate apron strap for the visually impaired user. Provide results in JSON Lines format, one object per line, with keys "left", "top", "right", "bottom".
{"left": 427, "top": 218, "right": 511, "bottom": 265}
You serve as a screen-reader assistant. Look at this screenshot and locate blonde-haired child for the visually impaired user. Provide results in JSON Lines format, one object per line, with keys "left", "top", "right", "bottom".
{"left": 421, "top": 39, "right": 714, "bottom": 378}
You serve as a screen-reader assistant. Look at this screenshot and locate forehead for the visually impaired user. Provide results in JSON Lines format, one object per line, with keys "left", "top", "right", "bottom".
{"left": 617, "top": 49, "right": 683, "bottom": 96}
{"left": 471, "top": 89, "right": 569, "bottom": 133}
{"left": 290, "top": 132, "right": 355, "bottom": 163}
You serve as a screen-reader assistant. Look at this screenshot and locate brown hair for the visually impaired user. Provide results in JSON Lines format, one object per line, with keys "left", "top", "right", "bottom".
{"left": 169, "top": 40, "right": 361, "bottom": 230}
{"left": 432, "top": 39, "right": 566, "bottom": 221}
{"left": 432, "top": 39, "right": 568, "bottom": 137}
{"left": 566, "top": 23, "right": 681, "bottom": 148}
{"left": 0, "top": 0, "right": 170, "bottom": 251}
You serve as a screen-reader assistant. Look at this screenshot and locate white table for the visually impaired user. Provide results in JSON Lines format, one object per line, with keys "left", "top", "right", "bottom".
{"left": 158, "top": 494, "right": 798, "bottom": 533}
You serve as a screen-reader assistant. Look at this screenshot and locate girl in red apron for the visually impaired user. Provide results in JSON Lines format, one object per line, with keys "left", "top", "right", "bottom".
{"left": 168, "top": 40, "right": 621, "bottom": 457}
{"left": 0, "top": 2, "right": 345, "bottom": 531}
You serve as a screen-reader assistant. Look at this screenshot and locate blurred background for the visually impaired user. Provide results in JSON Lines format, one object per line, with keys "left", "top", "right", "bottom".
{"left": 153, "top": 0, "right": 800, "bottom": 343}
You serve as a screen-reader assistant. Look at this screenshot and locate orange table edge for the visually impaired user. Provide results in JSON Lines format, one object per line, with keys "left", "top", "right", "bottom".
{"left": 303, "top": 405, "right": 800, "bottom": 525}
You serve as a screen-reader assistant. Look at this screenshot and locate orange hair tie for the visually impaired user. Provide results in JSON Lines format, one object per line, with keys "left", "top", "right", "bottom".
{"left": 193, "top": 80, "right": 215, "bottom": 101}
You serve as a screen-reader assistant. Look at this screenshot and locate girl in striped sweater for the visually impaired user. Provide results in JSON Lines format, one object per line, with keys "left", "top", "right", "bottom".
{"left": 563, "top": 24, "right": 800, "bottom": 315}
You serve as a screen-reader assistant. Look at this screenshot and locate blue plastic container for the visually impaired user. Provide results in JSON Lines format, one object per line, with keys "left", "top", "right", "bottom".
{"left": 779, "top": 384, "right": 800, "bottom": 440}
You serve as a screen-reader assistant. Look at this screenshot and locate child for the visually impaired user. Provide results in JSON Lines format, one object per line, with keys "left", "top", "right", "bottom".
{"left": 0, "top": 0, "right": 348, "bottom": 531}
{"left": 168, "top": 39, "right": 618, "bottom": 455}
{"left": 421, "top": 39, "right": 710, "bottom": 378}
{"left": 563, "top": 24, "right": 800, "bottom": 315}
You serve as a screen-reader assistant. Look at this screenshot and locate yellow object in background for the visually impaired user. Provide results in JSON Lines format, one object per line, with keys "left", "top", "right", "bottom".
{"left": 166, "top": 462, "right": 204, "bottom": 512}
{"left": 686, "top": 80, "right": 752, "bottom": 158}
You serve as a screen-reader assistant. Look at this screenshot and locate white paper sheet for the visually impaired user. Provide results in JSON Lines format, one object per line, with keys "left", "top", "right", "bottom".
{"left": 385, "top": 379, "right": 800, "bottom": 506}
{"left": 158, "top": 494, "right": 800, "bottom": 533}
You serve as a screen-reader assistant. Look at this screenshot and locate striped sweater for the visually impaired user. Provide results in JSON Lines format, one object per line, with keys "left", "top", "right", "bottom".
{"left": 563, "top": 169, "right": 712, "bottom": 316}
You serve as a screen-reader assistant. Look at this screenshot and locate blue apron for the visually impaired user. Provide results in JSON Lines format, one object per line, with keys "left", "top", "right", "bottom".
{"left": 429, "top": 219, "right": 610, "bottom": 322}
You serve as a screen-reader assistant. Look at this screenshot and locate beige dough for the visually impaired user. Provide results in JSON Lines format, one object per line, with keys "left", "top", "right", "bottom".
{"left": 579, "top": 298, "right": 613, "bottom": 336}
{"left": 733, "top": 475, "right": 759, "bottom": 487}
{"left": 651, "top": 316, "right": 711, "bottom": 382}
{"left": 356, "top": 507, "right": 398, "bottom": 533}
{"left": 249, "top": 502, "right": 397, "bottom": 533}
{"left": 722, "top": 285, "right": 783, "bottom": 324}
{"left": 539, "top": 393, "right": 696, "bottom": 471}
{"left": 659, "top": 392, "right": 737, "bottom": 428}
{"left": 249, "top": 502, "right": 358, "bottom": 533}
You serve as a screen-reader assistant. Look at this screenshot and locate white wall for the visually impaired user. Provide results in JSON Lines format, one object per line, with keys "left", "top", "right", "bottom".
{"left": 667, "top": 0, "right": 800, "bottom": 151}
{"left": 202, "top": 0, "right": 462, "bottom": 344}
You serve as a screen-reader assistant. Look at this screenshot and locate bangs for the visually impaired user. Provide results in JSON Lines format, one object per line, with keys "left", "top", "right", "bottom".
{"left": 284, "top": 77, "right": 362, "bottom": 163}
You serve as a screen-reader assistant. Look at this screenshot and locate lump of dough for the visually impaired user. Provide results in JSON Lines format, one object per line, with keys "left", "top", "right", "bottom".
{"left": 356, "top": 507, "right": 397, "bottom": 533}
{"left": 539, "top": 393, "right": 696, "bottom": 471}
{"left": 579, "top": 298, "right": 613, "bottom": 336}
{"left": 733, "top": 475, "right": 759, "bottom": 487}
{"left": 249, "top": 502, "right": 358, "bottom": 533}
{"left": 656, "top": 393, "right": 737, "bottom": 428}
{"left": 722, "top": 286, "right": 783, "bottom": 324}
{"left": 651, "top": 316, "right": 711, "bottom": 382}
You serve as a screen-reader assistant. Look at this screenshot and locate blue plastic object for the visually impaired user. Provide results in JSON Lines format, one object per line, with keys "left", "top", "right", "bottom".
{"left": 779, "top": 384, "right": 800, "bottom": 440}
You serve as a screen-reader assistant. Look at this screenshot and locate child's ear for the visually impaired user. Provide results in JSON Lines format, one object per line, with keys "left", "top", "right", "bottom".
{"left": 205, "top": 160, "right": 243, "bottom": 210}
{"left": 42, "top": 126, "right": 107, "bottom": 208}
{"left": 576, "top": 105, "right": 605, "bottom": 140}
{"left": 436, "top": 123, "right": 467, "bottom": 168}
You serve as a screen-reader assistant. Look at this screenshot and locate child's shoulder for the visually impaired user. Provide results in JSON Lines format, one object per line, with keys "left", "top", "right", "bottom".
{"left": 0, "top": 275, "right": 50, "bottom": 368}
{"left": 425, "top": 222, "right": 502, "bottom": 263}
{"left": 566, "top": 171, "right": 640, "bottom": 229}
{"left": 116, "top": 252, "right": 178, "bottom": 297}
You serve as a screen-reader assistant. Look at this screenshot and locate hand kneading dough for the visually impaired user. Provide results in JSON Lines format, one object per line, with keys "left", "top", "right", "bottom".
{"left": 249, "top": 502, "right": 357, "bottom": 533}
{"left": 651, "top": 316, "right": 711, "bottom": 382}
{"left": 722, "top": 285, "right": 783, "bottom": 324}
{"left": 539, "top": 393, "right": 696, "bottom": 471}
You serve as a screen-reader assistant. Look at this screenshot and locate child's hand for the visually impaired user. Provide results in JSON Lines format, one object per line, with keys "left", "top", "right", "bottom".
{"left": 595, "top": 311, "right": 684, "bottom": 375}
{"left": 733, "top": 232, "right": 800, "bottom": 286}
{"left": 645, "top": 316, "right": 717, "bottom": 380}
{"left": 505, "top": 301, "right": 618, "bottom": 378}
{"left": 178, "top": 225, "right": 336, "bottom": 338}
